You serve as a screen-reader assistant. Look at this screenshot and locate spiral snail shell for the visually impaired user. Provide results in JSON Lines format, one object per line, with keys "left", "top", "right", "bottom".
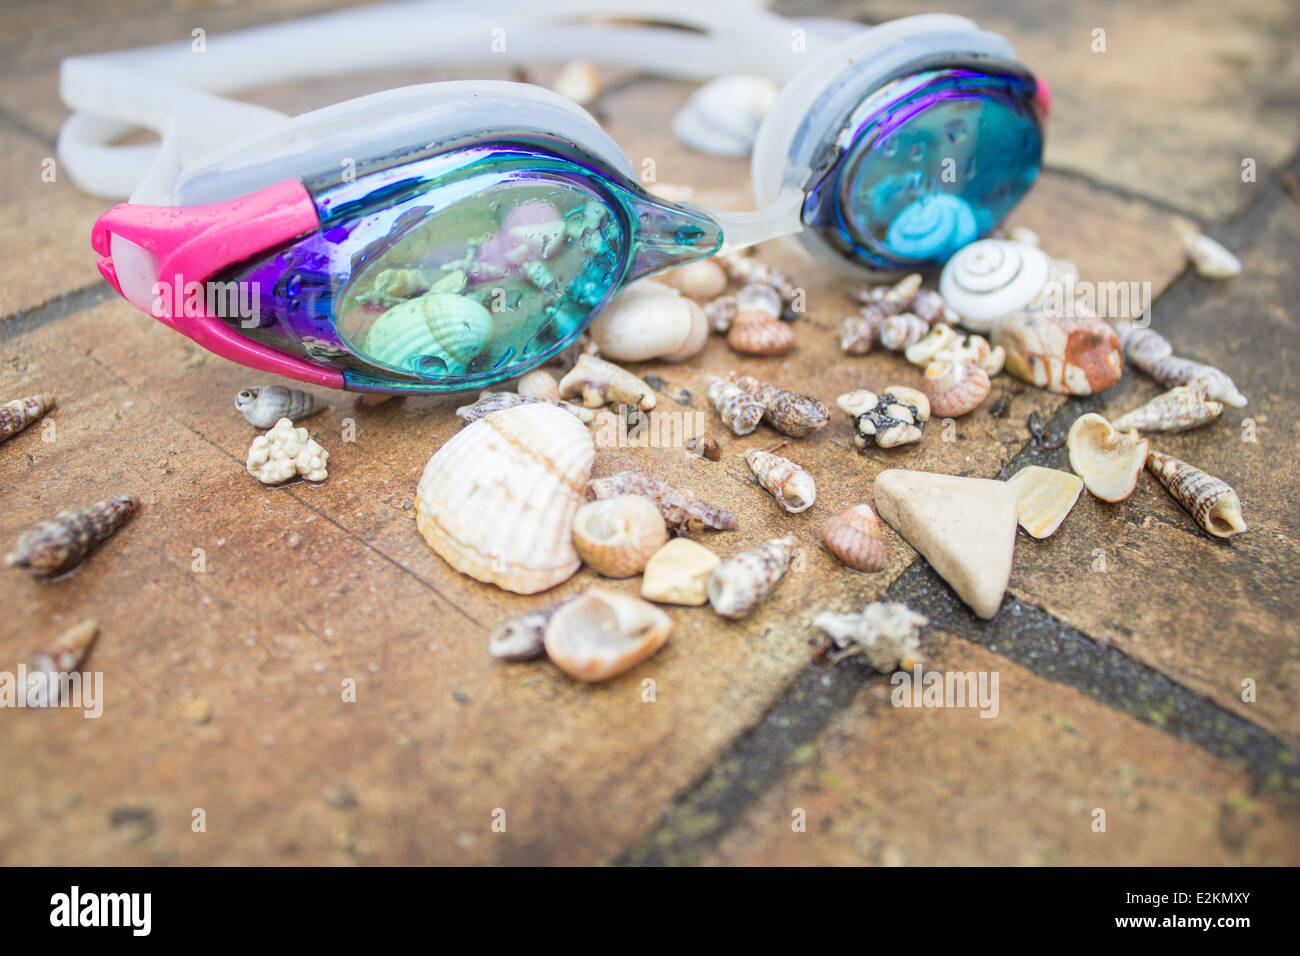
{"left": 938, "top": 239, "right": 1054, "bottom": 334}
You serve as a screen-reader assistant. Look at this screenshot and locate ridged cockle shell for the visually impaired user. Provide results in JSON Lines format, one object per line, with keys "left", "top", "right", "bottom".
{"left": 707, "top": 535, "right": 798, "bottom": 619}
{"left": 821, "top": 504, "right": 886, "bottom": 572}
{"left": 1066, "top": 413, "right": 1149, "bottom": 502}
{"left": 6, "top": 495, "right": 138, "bottom": 577}
{"left": 1146, "top": 450, "right": 1247, "bottom": 539}
{"left": 415, "top": 403, "right": 595, "bottom": 594}
{"left": 0, "top": 394, "right": 55, "bottom": 442}
{"left": 744, "top": 449, "right": 816, "bottom": 514}
{"left": 543, "top": 587, "right": 672, "bottom": 682}
{"left": 362, "top": 291, "right": 493, "bottom": 373}
{"left": 571, "top": 495, "right": 669, "bottom": 578}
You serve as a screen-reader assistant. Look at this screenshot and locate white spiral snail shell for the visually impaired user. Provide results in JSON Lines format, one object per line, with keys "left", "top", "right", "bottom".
{"left": 939, "top": 239, "right": 1053, "bottom": 334}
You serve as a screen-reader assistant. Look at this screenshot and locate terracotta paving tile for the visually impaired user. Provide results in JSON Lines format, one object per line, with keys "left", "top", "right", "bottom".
{"left": 703, "top": 633, "right": 1300, "bottom": 866}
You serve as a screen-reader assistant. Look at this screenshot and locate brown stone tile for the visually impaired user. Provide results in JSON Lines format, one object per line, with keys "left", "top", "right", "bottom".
{"left": 703, "top": 633, "right": 1300, "bottom": 865}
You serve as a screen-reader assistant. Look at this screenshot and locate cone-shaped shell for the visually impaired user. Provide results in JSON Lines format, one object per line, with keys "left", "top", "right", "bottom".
{"left": 571, "top": 496, "right": 669, "bottom": 578}
{"left": 543, "top": 587, "right": 672, "bottom": 682}
{"left": 1066, "top": 413, "right": 1149, "bottom": 502}
{"left": 6, "top": 495, "right": 138, "bottom": 577}
{"left": 744, "top": 449, "right": 816, "bottom": 514}
{"left": 1111, "top": 386, "right": 1223, "bottom": 433}
{"left": 0, "top": 394, "right": 55, "bottom": 441}
{"left": 415, "top": 404, "right": 594, "bottom": 594}
{"left": 821, "top": 504, "right": 886, "bottom": 572}
{"left": 1146, "top": 450, "right": 1247, "bottom": 539}
{"left": 707, "top": 535, "right": 797, "bottom": 619}
{"left": 363, "top": 291, "right": 492, "bottom": 372}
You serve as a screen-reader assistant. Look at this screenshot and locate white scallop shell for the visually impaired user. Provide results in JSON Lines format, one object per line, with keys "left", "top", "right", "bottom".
{"left": 415, "top": 403, "right": 595, "bottom": 594}
{"left": 672, "top": 74, "right": 779, "bottom": 156}
{"left": 938, "top": 239, "right": 1054, "bottom": 333}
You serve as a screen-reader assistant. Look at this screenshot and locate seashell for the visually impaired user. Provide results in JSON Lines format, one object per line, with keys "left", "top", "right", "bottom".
{"left": 707, "top": 534, "right": 798, "bottom": 619}
{"left": 904, "top": 324, "right": 960, "bottom": 366}
{"left": 744, "top": 449, "right": 816, "bottom": 514}
{"left": 994, "top": 308, "right": 1122, "bottom": 395}
{"left": 704, "top": 293, "right": 739, "bottom": 333}
{"left": 685, "top": 433, "right": 722, "bottom": 461}
{"left": 920, "top": 359, "right": 991, "bottom": 418}
{"left": 812, "top": 602, "right": 926, "bottom": 670}
{"left": 1111, "top": 385, "right": 1223, "bottom": 433}
{"left": 588, "top": 281, "right": 699, "bottom": 362}
{"left": 1146, "top": 450, "right": 1247, "bottom": 539}
{"left": 29, "top": 619, "right": 99, "bottom": 675}
{"left": 235, "top": 385, "right": 324, "bottom": 429}
{"left": 558, "top": 353, "right": 656, "bottom": 409}
{"left": 662, "top": 259, "right": 728, "bottom": 300}
{"left": 726, "top": 313, "right": 795, "bottom": 356}
{"left": 641, "top": 538, "right": 720, "bottom": 606}
{"left": 470, "top": 200, "right": 566, "bottom": 281}
{"left": 735, "top": 283, "right": 783, "bottom": 319}
{"left": 838, "top": 307, "right": 884, "bottom": 354}
{"left": 590, "top": 470, "right": 737, "bottom": 532}
{"left": 362, "top": 290, "right": 493, "bottom": 374}
{"left": 517, "top": 368, "right": 560, "bottom": 401}
{"left": 6, "top": 495, "right": 138, "bottom": 577}
{"left": 571, "top": 495, "right": 669, "bottom": 578}
{"left": 543, "top": 586, "right": 672, "bottom": 682}
{"left": 719, "top": 252, "right": 797, "bottom": 302}
{"left": 939, "top": 239, "right": 1054, "bottom": 333}
{"left": 851, "top": 273, "right": 922, "bottom": 314}
{"left": 246, "top": 418, "right": 329, "bottom": 483}
{"left": 706, "top": 377, "right": 765, "bottom": 436}
{"left": 659, "top": 299, "right": 709, "bottom": 362}
{"left": 1004, "top": 466, "right": 1084, "bottom": 539}
{"left": 672, "top": 74, "right": 779, "bottom": 156}
{"left": 489, "top": 600, "right": 571, "bottom": 662}
{"left": 909, "top": 288, "right": 957, "bottom": 326}
{"left": 878, "top": 313, "right": 929, "bottom": 352}
{"left": 1066, "top": 413, "right": 1149, "bottom": 502}
{"left": 729, "top": 373, "right": 829, "bottom": 438}
{"left": 1008, "top": 225, "right": 1040, "bottom": 247}
{"left": 1, "top": 393, "right": 55, "bottom": 442}
{"left": 455, "top": 390, "right": 594, "bottom": 424}
{"left": 821, "top": 504, "right": 886, "bottom": 572}
{"left": 837, "top": 386, "right": 929, "bottom": 450}
{"left": 415, "top": 403, "right": 595, "bottom": 594}
{"left": 552, "top": 59, "right": 600, "bottom": 105}
{"left": 1114, "top": 323, "right": 1247, "bottom": 408}
{"left": 945, "top": 334, "right": 1005, "bottom": 376}
{"left": 1182, "top": 230, "right": 1241, "bottom": 279}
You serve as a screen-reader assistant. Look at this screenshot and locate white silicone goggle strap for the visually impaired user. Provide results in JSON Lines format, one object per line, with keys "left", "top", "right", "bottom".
{"left": 58, "top": 0, "right": 854, "bottom": 200}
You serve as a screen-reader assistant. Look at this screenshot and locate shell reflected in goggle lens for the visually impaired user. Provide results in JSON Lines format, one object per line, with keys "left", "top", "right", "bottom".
{"left": 809, "top": 67, "right": 1043, "bottom": 269}
{"left": 340, "top": 183, "right": 621, "bottom": 379}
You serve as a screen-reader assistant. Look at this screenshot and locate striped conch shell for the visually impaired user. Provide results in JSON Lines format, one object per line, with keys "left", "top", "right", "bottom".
{"left": 744, "top": 449, "right": 816, "bottom": 514}
{"left": 1146, "top": 451, "right": 1247, "bottom": 539}
{"left": 362, "top": 291, "right": 493, "bottom": 373}
{"left": 0, "top": 394, "right": 55, "bottom": 442}
{"left": 707, "top": 535, "right": 798, "bottom": 619}
{"left": 707, "top": 376, "right": 765, "bottom": 436}
{"left": 726, "top": 313, "right": 796, "bottom": 356}
{"left": 920, "top": 359, "right": 991, "bottom": 418}
{"left": 235, "top": 385, "right": 325, "bottom": 429}
{"left": 6, "top": 495, "right": 138, "bottom": 577}
{"left": 415, "top": 403, "right": 595, "bottom": 594}
{"left": 729, "top": 373, "right": 829, "bottom": 438}
{"left": 590, "top": 470, "right": 737, "bottom": 532}
{"left": 1111, "top": 386, "right": 1223, "bottom": 433}
{"left": 821, "top": 504, "right": 886, "bottom": 572}
{"left": 1116, "top": 323, "right": 1246, "bottom": 407}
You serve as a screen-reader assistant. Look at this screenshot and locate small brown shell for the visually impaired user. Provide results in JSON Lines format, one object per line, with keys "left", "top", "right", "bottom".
{"left": 839, "top": 308, "right": 884, "bottom": 354}
{"left": 571, "top": 495, "right": 669, "bottom": 577}
{"left": 6, "top": 495, "right": 139, "bottom": 577}
{"left": 1146, "top": 450, "right": 1247, "bottom": 538}
{"left": 707, "top": 535, "right": 798, "bottom": 619}
{"left": 727, "top": 315, "right": 795, "bottom": 356}
{"left": 734, "top": 282, "right": 783, "bottom": 319}
{"left": 704, "top": 293, "right": 739, "bottom": 333}
{"left": 821, "top": 504, "right": 886, "bottom": 572}
{"left": 0, "top": 394, "right": 55, "bottom": 442}
{"left": 921, "top": 359, "right": 991, "bottom": 418}
{"left": 729, "top": 374, "right": 829, "bottom": 438}
{"left": 589, "top": 470, "right": 737, "bottom": 531}
{"left": 879, "top": 313, "right": 929, "bottom": 351}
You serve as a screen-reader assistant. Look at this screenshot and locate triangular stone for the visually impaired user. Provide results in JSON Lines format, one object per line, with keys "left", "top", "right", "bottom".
{"left": 873, "top": 469, "right": 1018, "bottom": 619}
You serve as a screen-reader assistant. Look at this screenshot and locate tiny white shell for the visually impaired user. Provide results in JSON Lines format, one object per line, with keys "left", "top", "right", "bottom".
{"left": 672, "top": 74, "right": 779, "bottom": 156}
{"left": 939, "top": 239, "right": 1054, "bottom": 333}
{"left": 1182, "top": 230, "right": 1242, "bottom": 279}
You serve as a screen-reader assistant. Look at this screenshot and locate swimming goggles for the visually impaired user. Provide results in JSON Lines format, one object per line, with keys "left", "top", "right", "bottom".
{"left": 59, "top": 0, "right": 1048, "bottom": 393}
